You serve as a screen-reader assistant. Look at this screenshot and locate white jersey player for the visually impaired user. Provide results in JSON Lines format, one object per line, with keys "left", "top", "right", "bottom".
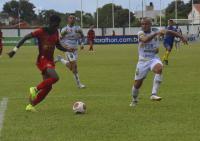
{"left": 55, "top": 14, "right": 85, "bottom": 88}
{"left": 130, "top": 18, "right": 187, "bottom": 107}
{"left": 174, "top": 25, "right": 182, "bottom": 51}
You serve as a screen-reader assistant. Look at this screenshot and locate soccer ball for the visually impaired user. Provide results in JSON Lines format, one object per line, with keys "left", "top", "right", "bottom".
{"left": 73, "top": 101, "right": 86, "bottom": 114}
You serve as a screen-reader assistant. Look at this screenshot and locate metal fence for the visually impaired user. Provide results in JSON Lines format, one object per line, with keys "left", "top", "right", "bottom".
{"left": 1, "top": 25, "right": 200, "bottom": 37}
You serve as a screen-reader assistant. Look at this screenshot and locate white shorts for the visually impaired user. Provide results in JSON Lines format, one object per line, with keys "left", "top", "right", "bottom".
{"left": 134, "top": 58, "right": 163, "bottom": 80}
{"left": 65, "top": 51, "right": 78, "bottom": 62}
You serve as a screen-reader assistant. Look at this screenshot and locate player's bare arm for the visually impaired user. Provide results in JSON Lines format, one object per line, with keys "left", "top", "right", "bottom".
{"left": 139, "top": 32, "right": 158, "bottom": 44}
{"left": 7, "top": 33, "right": 33, "bottom": 58}
{"left": 77, "top": 29, "right": 84, "bottom": 38}
{"left": 77, "top": 29, "right": 85, "bottom": 47}
{"left": 164, "top": 30, "right": 188, "bottom": 44}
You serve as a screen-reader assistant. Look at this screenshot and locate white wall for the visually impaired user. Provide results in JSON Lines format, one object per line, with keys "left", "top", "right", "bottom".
{"left": 188, "top": 8, "right": 200, "bottom": 24}
{"left": 1, "top": 25, "right": 200, "bottom": 37}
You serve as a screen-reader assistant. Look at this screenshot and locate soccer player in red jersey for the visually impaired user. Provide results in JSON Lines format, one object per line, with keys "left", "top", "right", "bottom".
{"left": 87, "top": 25, "right": 95, "bottom": 51}
{"left": 8, "top": 15, "right": 74, "bottom": 112}
{"left": 0, "top": 29, "right": 3, "bottom": 57}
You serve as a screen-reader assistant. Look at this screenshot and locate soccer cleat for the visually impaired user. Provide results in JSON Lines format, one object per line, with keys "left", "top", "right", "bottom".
{"left": 54, "top": 55, "right": 63, "bottom": 63}
{"left": 78, "top": 83, "right": 86, "bottom": 89}
{"left": 150, "top": 95, "right": 162, "bottom": 101}
{"left": 130, "top": 98, "right": 138, "bottom": 107}
{"left": 30, "top": 87, "right": 38, "bottom": 101}
{"left": 25, "top": 104, "right": 37, "bottom": 112}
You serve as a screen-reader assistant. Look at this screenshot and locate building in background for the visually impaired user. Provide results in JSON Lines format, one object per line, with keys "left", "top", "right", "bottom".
{"left": 188, "top": 4, "right": 200, "bottom": 24}
{"left": 134, "top": 2, "right": 165, "bottom": 25}
{"left": 0, "top": 13, "right": 15, "bottom": 26}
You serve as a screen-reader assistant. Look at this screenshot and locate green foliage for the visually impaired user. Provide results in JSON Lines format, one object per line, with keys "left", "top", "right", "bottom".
{"left": 165, "top": 0, "right": 200, "bottom": 24}
{"left": 3, "top": 0, "right": 37, "bottom": 24}
{"left": 2, "top": 0, "right": 200, "bottom": 27}
{"left": 95, "top": 3, "right": 135, "bottom": 27}
{"left": 37, "top": 9, "right": 66, "bottom": 27}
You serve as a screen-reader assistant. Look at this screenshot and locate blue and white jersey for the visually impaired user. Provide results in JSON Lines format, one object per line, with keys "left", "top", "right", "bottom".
{"left": 175, "top": 27, "right": 182, "bottom": 41}
{"left": 163, "top": 26, "right": 177, "bottom": 46}
{"left": 137, "top": 30, "right": 159, "bottom": 61}
{"left": 60, "top": 25, "right": 82, "bottom": 48}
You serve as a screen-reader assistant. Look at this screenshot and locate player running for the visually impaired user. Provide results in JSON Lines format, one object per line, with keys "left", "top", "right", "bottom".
{"left": 8, "top": 15, "right": 74, "bottom": 112}
{"left": 174, "top": 25, "right": 182, "bottom": 51}
{"left": 87, "top": 25, "right": 95, "bottom": 51}
{"left": 130, "top": 18, "right": 187, "bottom": 107}
{"left": 55, "top": 14, "right": 86, "bottom": 89}
{"left": 162, "top": 19, "right": 177, "bottom": 65}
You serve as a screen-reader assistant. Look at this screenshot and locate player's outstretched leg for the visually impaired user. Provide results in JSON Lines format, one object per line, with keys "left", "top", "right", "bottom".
{"left": 31, "top": 86, "right": 52, "bottom": 105}
{"left": 162, "top": 50, "right": 170, "bottom": 65}
{"left": 130, "top": 86, "right": 139, "bottom": 107}
{"left": 89, "top": 41, "right": 93, "bottom": 51}
{"left": 26, "top": 69, "right": 59, "bottom": 112}
{"left": 55, "top": 55, "right": 85, "bottom": 88}
{"left": 54, "top": 55, "right": 69, "bottom": 64}
{"left": 162, "top": 46, "right": 172, "bottom": 65}
{"left": 72, "top": 64, "right": 85, "bottom": 89}
{"left": 151, "top": 63, "right": 163, "bottom": 101}
{"left": 130, "top": 79, "right": 143, "bottom": 107}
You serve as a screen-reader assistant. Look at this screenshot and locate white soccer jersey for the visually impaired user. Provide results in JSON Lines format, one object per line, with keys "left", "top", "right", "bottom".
{"left": 134, "top": 30, "right": 162, "bottom": 80}
{"left": 60, "top": 25, "right": 82, "bottom": 48}
{"left": 137, "top": 30, "right": 159, "bottom": 61}
{"left": 175, "top": 27, "right": 182, "bottom": 41}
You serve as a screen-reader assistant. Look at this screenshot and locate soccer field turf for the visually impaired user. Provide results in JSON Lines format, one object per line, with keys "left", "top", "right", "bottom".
{"left": 0, "top": 43, "right": 200, "bottom": 141}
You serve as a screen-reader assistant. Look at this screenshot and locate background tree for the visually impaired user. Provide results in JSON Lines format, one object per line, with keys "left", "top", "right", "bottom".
{"left": 38, "top": 9, "right": 65, "bottom": 26}
{"left": 96, "top": 3, "right": 136, "bottom": 27}
{"left": 83, "top": 13, "right": 95, "bottom": 27}
{"left": 165, "top": 0, "right": 200, "bottom": 25}
{"left": 165, "top": 1, "right": 186, "bottom": 21}
{"left": 3, "top": 0, "right": 37, "bottom": 24}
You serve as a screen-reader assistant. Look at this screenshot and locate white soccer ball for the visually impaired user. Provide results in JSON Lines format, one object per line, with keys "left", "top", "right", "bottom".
{"left": 73, "top": 101, "right": 86, "bottom": 114}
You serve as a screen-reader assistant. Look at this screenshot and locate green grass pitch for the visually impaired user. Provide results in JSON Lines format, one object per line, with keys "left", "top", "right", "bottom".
{"left": 0, "top": 43, "right": 200, "bottom": 141}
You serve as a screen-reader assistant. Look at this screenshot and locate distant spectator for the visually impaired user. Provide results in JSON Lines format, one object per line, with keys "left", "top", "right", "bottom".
{"left": 0, "top": 29, "right": 3, "bottom": 57}
{"left": 174, "top": 24, "right": 182, "bottom": 51}
{"left": 87, "top": 25, "right": 95, "bottom": 51}
{"left": 112, "top": 30, "right": 115, "bottom": 36}
{"left": 197, "top": 27, "right": 200, "bottom": 38}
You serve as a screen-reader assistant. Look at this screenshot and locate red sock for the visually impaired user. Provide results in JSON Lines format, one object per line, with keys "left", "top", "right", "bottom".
{"left": 31, "top": 86, "right": 52, "bottom": 106}
{"left": 37, "top": 78, "right": 58, "bottom": 90}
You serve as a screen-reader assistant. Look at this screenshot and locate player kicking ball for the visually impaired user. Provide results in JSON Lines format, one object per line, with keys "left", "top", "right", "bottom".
{"left": 130, "top": 17, "right": 187, "bottom": 107}
{"left": 8, "top": 15, "right": 74, "bottom": 112}
{"left": 55, "top": 14, "right": 85, "bottom": 89}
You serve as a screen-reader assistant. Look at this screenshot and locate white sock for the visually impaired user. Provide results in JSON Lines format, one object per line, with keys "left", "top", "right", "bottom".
{"left": 74, "top": 73, "right": 81, "bottom": 85}
{"left": 60, "top": 58, "right": 69, "bottom": 65}
{"left": 152, "top": 74, "right": 162, "bottom": 95}
{"left": 132, "top": 86, "right": 139, "bottom": 100}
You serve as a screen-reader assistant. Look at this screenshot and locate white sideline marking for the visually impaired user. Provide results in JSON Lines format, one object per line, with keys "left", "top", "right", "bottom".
{"left": 0, "top": 98, "right": 8, "bottom": 137}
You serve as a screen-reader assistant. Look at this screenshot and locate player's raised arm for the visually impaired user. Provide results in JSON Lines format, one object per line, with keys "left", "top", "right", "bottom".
{"left": 139, "top": 32, "right": 158, "bottom": 44}
{"left": 7, "top": 33, "right": 33, "bottom": 58}
{"left": 76, "top": 28, "right": 85, "bottom": 48}
{"left": 165, "top": 30, "right": 188, "bottom": 45}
